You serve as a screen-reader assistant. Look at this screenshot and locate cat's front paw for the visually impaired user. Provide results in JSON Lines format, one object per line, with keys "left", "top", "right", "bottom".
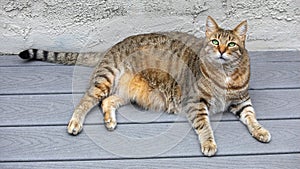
{"left": 67, "top": 118, "right": 83, "bottom": 135}
{"left": 201, "top": 140, "right": 217, "bottom": 157}
{"left": 252, "top": 126, "right": 271, "bottom": 143}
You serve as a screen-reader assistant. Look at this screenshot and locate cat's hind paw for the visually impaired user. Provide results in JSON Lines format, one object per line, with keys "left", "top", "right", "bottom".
{"left": 104, "top": 118, "right": 117, "bottom": 131}
{"left": 67, "top": 118, "right": 83, "bottom": 135}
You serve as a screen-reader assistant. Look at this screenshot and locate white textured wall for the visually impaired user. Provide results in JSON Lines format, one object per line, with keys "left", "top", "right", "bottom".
{"left": 0, "top": 0, "right": 299, "bottom": 54}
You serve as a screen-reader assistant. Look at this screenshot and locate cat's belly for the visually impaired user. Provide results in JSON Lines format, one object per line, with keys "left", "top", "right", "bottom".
{"left": 115, "top": 70, "right": 181, "bottom": 113}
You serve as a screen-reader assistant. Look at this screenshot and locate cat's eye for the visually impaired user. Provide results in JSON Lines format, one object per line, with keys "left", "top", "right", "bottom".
{"left": 211, "top": 39, "right": 219, "bottom": 46}
{"left": 228, "top": 42, "right": 236, "bottom": 47}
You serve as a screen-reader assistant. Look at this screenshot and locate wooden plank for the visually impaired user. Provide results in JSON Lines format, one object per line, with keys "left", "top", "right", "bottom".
{"left": 0, "top": 120, "right": 299, "bottom": 161}
{"left": 1, "top": 51, "right": 299, "bottom": 67}
{"left": 250, "top": 50, "right": 300, "bottom": 62}
{"left": 1, "top": 53, "right": 300, "bottom": 94}
{"left": 0, "top": 55, "right": 58, "bottom": 67}
{"left": 0, "top": 154, "right": 299, "bottom": 169}
{"left": 1, "top": 89, "right": 299, "bottom": 126}
{"left": 0, "top": 66, "right": 92, "bottom": 94}
{"left": 158, "top": 119, "right": 300, "bottom": 157}
{"left": 250, "top": 61, "right": 300, "bottom": 89}
{"left": 0, "top": 94, "right": 74, "bottom": 126}
{"left": 249, "top": 89, "right": 300, "bottom": 120}
{"left": 0, "top": 62, "right": 299, "bottom": 94}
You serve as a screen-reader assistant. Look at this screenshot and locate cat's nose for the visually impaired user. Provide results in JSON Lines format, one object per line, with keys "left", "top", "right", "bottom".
{"left": 218, "top": 45, "right": 226, "bottom": 56}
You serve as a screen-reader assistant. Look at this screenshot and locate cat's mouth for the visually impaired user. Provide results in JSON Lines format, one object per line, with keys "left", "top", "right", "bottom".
{"left": 217, "top": 55, "right": 229, "bottom": 62}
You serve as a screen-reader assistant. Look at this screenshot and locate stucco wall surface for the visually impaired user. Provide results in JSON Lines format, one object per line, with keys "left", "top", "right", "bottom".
{"left": 0, "top": 0, "right": 299, "bottom": 54}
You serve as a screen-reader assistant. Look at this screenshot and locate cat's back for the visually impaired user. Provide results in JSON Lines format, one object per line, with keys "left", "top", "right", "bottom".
{"left": 105, "top": 32, "right": 204, "bottom": 58}
{"left": 101, "top": 32, "right": 204, "bottom": 81}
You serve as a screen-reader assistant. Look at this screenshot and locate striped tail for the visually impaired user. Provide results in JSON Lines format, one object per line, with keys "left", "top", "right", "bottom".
{"left": 19, "top": 49, "right": 102, "bottom": 67}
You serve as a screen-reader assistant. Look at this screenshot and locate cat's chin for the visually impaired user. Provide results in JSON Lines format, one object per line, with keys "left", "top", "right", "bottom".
{"left": 206, "top": 58, "right": 227, "bottom": 65}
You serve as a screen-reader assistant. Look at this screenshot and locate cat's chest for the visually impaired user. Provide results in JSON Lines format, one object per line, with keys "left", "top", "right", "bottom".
{"left": 209, "top": 95, "right": 229, "bottom": 114}
{"left": 208, "top": 77, "right": 233, "bottom": 114}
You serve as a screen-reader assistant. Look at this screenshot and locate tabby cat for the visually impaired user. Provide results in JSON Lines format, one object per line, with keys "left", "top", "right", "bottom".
{"left": 19, "top": 16, "right": 271, "bottom": 156}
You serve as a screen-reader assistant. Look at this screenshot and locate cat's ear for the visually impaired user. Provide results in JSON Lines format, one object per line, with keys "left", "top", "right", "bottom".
{"left": 233, "top": 20, "right": 247, "bottom": 42}
{"left": 206, "top": 16, "right": 220, "bottom": 37}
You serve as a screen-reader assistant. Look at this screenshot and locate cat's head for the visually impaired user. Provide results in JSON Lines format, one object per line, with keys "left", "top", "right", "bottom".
{"left": 204, "top": 16, "right": 248, "bottom": 64}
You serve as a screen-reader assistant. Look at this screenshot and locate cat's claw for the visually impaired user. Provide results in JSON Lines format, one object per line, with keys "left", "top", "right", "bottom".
{"left": 201, "top": 140, "right": 217, "bottom": 157}
{"left": 67, "top": 119, "right": 83, "bottom": 135}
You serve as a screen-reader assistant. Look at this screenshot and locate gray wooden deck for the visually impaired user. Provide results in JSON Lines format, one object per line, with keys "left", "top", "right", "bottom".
{"left": 0, "top": 51, "right": 300, "bottom": 169}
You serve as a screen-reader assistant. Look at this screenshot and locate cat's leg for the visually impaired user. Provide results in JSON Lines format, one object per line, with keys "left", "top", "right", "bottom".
{"left": 230, "top": 98, "right": 271, "bottom": 143}
{"left": 187, "top": 101, "right": 217, "bottom": 156}
{"left": 101, "top": 95, "right": 127, "bottom": 130}
{"left": 67, "top": 84, "right": 109, "bottom": 135}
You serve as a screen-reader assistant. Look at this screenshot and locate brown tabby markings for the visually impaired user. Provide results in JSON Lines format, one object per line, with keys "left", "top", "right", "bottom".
{"left": 19, "top": 16, "right": 271, "bottom": 157}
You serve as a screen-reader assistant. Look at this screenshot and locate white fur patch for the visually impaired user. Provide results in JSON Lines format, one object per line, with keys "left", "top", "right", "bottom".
{"left": 225, "top": 77, "right": 231, "bottom": 84}
{"left": 110, "top": 108, "right": 116, "bottom": 121}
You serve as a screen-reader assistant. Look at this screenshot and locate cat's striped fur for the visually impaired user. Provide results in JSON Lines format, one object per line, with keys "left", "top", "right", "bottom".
{"left": 19, "top": 16, "right": 271, "bottom": 156}
{"left": 19, "top": 49, "right": 101, "bottom": 66}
